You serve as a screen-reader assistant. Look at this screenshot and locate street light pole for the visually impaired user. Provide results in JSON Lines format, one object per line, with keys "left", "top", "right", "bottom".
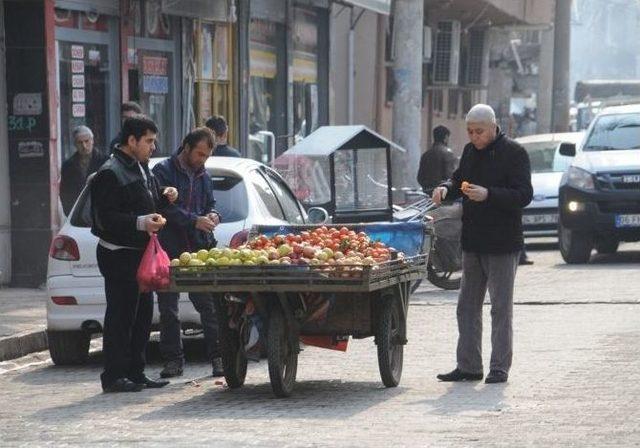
{"left": 391, "top": 0, "right": 423, "bottom": 188}
{"left": 552, "top": 0, "right": 572, "bottom": 132}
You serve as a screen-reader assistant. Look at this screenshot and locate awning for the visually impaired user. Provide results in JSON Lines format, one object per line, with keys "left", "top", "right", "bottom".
{"left": 341, "top": 0, "right": 391, "bottom": 15}
{"left": 161, "top": 0, "right": 231, "bottom": 22}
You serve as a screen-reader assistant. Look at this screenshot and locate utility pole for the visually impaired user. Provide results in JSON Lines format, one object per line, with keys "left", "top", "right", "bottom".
{"left": 391, "top": 0, "right": 423, "bottom": 188}
{"left": 551, "top": 0, "right": 572, "bottom": 132}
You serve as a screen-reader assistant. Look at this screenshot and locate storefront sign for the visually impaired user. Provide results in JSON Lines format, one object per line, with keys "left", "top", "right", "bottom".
{"left": 71, "top": 45, "right": 84, "bottom": 59}
{"left": 143, "top": 75, "right": 169, "bottom": 94}
{"left": 72, "top": 89, "right": 85, "bottom": 102}
{"left": 17, "top": 141, "right": 44, "bottom": 158}
{"left": 72, "top": 75, "right": 85, "bottom": 88}
{"left": 143, "top": 56, "right": 168, "bottom": 76}
{"left": 71, "top": 60, "right": 85, "bottom": 73}
{"left": 12, "top": 93, "right": 42, "bottom": 116}
{"left": 72, "top": 103, "right": 86, "bottom": 118}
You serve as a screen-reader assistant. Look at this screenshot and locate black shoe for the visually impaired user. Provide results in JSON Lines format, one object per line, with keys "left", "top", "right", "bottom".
{"left": 102, "top": 378, "right": 145, "bottom": 393}
{"left": 485, "top": 370, "right": 508, "bottom": 384}
{"left": 436, "top": 368, "right": 483, "bottom": 382}
{"left": 519, "top": 258, "right": 534, "bottom": 266}
{"left": 129, "top": 375, "right": 170, "bottom": 389}
{"left": 212, "top": 357, "right": 225, "bottom": 377}
{"left": 160, "top": 360, "right": 184, "bottom": 378}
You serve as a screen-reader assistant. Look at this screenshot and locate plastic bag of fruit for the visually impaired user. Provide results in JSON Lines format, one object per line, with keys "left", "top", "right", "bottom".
{"left": 137, "top": 233, "right": 171, "bottom": 292}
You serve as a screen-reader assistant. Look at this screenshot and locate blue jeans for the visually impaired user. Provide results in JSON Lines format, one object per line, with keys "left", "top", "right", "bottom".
{"left": 157, "top": 292, "right": 220, "bottom": 363}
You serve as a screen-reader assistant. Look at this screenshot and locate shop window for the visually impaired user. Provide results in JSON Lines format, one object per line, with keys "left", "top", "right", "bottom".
{"left": 127, "top": 0, "right": 173, "bottom": 39}
{"left": 196, "top": 21, "right": 233, "bottom": 136}
{"left": 432, "top": 89, "right": 444, "bottom": 115}
{"left": 448, "top": 89, "right": 459, "bottom": 119}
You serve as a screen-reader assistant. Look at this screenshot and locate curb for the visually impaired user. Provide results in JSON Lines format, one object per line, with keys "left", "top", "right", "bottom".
{"left": 0, "top": 330, "right": 48, "bottom": 362}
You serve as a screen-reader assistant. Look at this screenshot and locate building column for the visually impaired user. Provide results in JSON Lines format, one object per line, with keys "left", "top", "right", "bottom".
{"left": 537, "top": 27, "right": 555, "bottom": 134}
{"left": 391, "top": 0, "right": 423, "bottom": 188}
{"left": 0, "top": 0, "right": 11, "bottom": 284}
{"left": 551, "top": 0, "right": 572, "bottom": 132}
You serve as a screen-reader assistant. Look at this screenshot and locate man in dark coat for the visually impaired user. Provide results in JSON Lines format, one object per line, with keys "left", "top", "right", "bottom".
{"left": 152, "top": 127, "right": 223, "bottom": 378}
{"left": 91, "top": 115, "right": 177, "bottom": 393}
{"left": 205, "top": 115, "right": 242, "bottom": 157}
{"left": 432, "top": 104, "right": 533, "bottom": 384}
{"left": 60, "top": 126, "right": 107, "bottom": 215}
{"left": 417, "top": 125, "right": 458, "bottom": 194}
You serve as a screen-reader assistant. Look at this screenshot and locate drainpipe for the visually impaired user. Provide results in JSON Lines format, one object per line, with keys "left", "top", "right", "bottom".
{"left": 0, "top": 0, "right": 11, "bottom": 284}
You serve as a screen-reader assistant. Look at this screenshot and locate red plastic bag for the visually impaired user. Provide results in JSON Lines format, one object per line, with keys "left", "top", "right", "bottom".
{"left": 137, "top": 233, "right": 171, "bottom": 292}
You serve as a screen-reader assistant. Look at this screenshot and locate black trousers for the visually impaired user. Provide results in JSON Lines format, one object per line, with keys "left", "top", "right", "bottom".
{"left": 97, "top": 244, "right": 153, "bottom": 387}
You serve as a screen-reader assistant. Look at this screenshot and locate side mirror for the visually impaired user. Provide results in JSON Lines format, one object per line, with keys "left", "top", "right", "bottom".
{"left": 307, "top": 207, "right": 329, "bottom": 224}
{"left": 558, "top": 142, "right": 576, "bottom": 157}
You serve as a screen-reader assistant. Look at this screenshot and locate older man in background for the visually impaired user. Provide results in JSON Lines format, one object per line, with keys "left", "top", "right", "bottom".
{"left": 60, "top": 125, "right": 108, "bottom": 215}
{"left": 432, "top": 104, "right": 533, "bottom": 384}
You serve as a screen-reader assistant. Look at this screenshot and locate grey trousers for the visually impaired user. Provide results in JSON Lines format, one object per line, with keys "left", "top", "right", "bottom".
{"left": 456, "top": 251, "right": 519, "bottom": 374}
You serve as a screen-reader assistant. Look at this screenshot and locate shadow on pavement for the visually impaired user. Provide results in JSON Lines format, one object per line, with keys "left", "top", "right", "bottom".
{"left": 411, "top": 382, "right": 507, "bottom": 415}
{"left": 137, "top": 380, "right": 406, "bottom": 421}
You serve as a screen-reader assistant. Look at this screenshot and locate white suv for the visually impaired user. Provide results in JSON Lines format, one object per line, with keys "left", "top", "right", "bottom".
{"left": 47, "top": 157, "right": 313, "bottom": 364}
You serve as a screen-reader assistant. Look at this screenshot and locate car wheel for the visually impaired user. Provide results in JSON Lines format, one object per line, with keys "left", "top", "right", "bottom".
{"left": 47, "top": 330, "right": 90, "bottom": 365}
{"left": 559, "top": 223, "right": 592, "bottom": 264}
{"left": 595, "top": 238, "right": 619, "bottom": 255}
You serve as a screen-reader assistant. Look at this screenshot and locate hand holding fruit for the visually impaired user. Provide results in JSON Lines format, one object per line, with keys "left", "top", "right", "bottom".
{"left": 163, "top": 187, "right": 178, "bottom": 203}
{"left": 195, "top": 215, "right": 216, "bottom": 232}
{"left": 207, "top": 212, "right": 220, "bottom": 226}
{"left": 432, "top": 186, "right": 447, "bottom": 205}
{"left": 142, "top": 213, "right": 166, "bottom": 233}
{"left": 461, "top": 182, "right": 488, "bottom": 202}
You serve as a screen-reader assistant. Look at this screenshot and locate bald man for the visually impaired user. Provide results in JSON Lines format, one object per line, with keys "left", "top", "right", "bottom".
{"left": 432, "top": 104, "right": 533, "bottom": 384}
{"left": 60, "top": 125, "right": 108, "bottom": 215}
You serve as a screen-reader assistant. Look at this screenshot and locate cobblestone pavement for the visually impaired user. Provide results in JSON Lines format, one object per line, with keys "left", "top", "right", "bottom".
{"left": 1, "top": 244, "right": 639, "bottom": 447}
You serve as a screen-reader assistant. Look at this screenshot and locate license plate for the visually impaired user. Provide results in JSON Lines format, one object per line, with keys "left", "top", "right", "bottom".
{"left": 622, "top": 175, "right": 640, "bottom": 183}
{"left": 523, "top": 214, "right": 558, "bottom": 225}
{"left": 615, "top": 214, "right": 640, "bottom": 227}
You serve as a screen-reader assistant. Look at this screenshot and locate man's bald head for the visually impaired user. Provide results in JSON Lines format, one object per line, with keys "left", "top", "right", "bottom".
{"left": 466, "top": 104, "right": 498, "bottom": 150}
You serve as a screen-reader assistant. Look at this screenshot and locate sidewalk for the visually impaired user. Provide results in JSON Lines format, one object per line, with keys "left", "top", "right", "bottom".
{"left": 0, "top": 287, "right": 48, "bottom": 361}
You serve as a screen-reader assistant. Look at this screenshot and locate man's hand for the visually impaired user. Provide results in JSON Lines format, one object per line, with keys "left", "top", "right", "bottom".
{"left": 464, "top": 184, "right": 489, "bottom": 202}
{"left": 141, "top": 213, "right": 166, "bottom": 233}
{"left": 432, "top": 187, "right": 448, "bottom": 206}
{"left": 163, "top": 187, "right": 178, "bottom": 203}
{"left": 195, "top": 216, "right": 216, "bottom": 232}
{"left": 207, "top": 212, "right": 220, "bottom": 226}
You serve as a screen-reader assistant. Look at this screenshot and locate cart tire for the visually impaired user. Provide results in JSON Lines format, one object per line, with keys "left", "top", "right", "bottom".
{"left": 267, "top": 307, "right": 298, "bottom": 398}
{"left": 376, "top": 295, "right": 404, "bottom": 388}
{"left": 216, "top": 301, "right": 247, "bottom": 389}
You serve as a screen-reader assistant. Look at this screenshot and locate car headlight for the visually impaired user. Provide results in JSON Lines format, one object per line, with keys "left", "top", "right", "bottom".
{"left": 566, "top": 166, "right": 595, "bottom": 190}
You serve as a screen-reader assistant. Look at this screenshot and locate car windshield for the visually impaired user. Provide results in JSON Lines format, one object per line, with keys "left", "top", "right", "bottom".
{"left": 69, "top": 174, "right": 249, "bottom": 228}
{"left": 521, "top": 141, "right": 565, "bottom": 173}
{"left": 583, "top": 113, "right": 640, "bottom": 151}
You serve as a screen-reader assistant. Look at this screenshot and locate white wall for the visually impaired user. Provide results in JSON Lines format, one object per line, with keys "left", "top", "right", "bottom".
{"left": 0, "top": 0, "right": 11, "bottom": 284}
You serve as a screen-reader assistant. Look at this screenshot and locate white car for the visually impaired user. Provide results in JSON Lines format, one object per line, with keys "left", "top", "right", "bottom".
{"left": 516, "top": 132, "right": 584, "bottom": 238}
{"left": 47, "top": 157, "right": 319, "bottom": 365}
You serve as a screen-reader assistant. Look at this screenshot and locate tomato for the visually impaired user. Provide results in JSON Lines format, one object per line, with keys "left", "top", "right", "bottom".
{"left": 339, "top": 227, "right": 349, "bottom": 235}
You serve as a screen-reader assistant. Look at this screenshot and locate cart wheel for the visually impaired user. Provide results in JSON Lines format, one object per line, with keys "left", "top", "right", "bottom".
{"left": 215, "top": 300, "right": 247, "bottom": 389}
{"left": 376, "top": 295, "right": 404, "bottom": 387}
{"left": 267, "top": 306, "right": 298, "bottom": 398}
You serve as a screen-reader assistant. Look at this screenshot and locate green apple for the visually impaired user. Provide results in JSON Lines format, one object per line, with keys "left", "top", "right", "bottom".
{"left": 179, "top": 252, "right": 191, "bottom": 266}
{"left": 197, "top": 249, "right": 209, "bottom": 262}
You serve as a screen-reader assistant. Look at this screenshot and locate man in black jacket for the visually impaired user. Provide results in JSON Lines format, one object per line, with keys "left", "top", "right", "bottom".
{"left": 60, "top": 126, "right": 107, "bottom": 215}
{"left": 205, "top": 115, "right": 242, "bottom": 157}
{"left": 432, "top": 104, "right": 533, "bottom": 384}
{"left": 416, "top": 125, "right": 458, "bottom": 194}
{"left": 91, "top": 115, "right": 178, "bottom": 393}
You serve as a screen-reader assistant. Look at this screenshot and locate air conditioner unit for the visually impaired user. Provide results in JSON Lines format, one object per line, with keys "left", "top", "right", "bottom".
{"left": 432, "top": 20, "right": 461, "bottom": 85}
{"left": 423, "top": 26, "right": 432, "bottom": 62}
{"left": 466, "top": 29, "right": 489, "bottom": 86}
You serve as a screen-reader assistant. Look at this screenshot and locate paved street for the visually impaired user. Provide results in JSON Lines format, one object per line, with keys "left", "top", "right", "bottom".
{"left": 1, "top": 243, "right": 639, "bottom": 447}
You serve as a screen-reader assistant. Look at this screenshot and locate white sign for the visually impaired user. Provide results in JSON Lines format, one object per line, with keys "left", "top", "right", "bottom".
{"left": 12, "top": 93, "right": 42, "bottom": 116}
{"left": 72, "top": 75, "right": 85, "bottom": 88}
{"left": 72, "top": 103, "right": 86, "bottom": 118}
{"left": 72, "top": 89, "right": 85, "bottom": 102}
{"left": 71, "top": 60, "right": 85, "bottom": 73}
{"left": 71, "top": 45, "right": 84, "bottom": 59}
{"left": 18, "top": 141, "right": 44, "bottom": 158}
